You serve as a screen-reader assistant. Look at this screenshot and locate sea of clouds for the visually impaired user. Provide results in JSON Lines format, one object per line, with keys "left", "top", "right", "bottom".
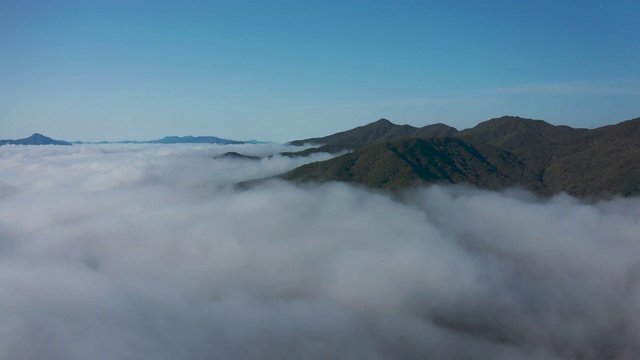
{"left": 0, "top": 143, "right": 639, "bottom": 360}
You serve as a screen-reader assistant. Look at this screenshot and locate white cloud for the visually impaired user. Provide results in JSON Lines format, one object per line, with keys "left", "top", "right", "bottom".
{"left": 0, "top": 144, "right": 639, "bottom": 359}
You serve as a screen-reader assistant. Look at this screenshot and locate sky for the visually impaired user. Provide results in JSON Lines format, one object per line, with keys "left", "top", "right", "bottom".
{"left": 2, "top": 143, "right": 640, "bottom": 358}
{"left": 1, "top": 0, "right": 639, "bottom": 142}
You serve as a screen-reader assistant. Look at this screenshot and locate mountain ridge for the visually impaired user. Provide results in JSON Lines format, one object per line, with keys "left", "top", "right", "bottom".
{"left": 6, "top": 115, "right": 640, "bottom": 196}
{"left": 289, "top": 118, "right": 458, "bottom": 149}
{"left": 457, "top": 115, "right": 589, "bottom": 151}
{"left": 4, "top": 134, "right": 251, "bottom": 145}
{"left": 281, "top": 115, "right": 640, "bottom": 197}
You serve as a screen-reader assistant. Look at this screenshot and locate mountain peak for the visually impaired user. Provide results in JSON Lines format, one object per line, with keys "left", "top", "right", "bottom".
{"left": 374, "top": 118, "right": 393, "bottom": 125}
{"left": 289, "top": 118, "right": 458, "bottom": 148}
{"left": 494, "top": 115, "right": 527, "bottom": 121}
{"left": 29, "top": 133, "right": 50, "bottom": 140}
{"left": 0, "top": 133, "right": 71, "bottom": 146}
{"left": 357, "top": 118, "right": 395, "bottom": 131}
{"left": 481, "top": 115, "right": 543, "bottom": 125}
{"left": 458, "top": 115, "right": 587, "bottom": 150}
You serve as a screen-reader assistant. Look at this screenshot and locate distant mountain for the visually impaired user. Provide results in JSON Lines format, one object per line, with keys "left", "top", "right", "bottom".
{"left": 0, "top": 133, "right": 71, "bottom": 146}
{"left": 147, "top": 136, "right": 244, "bottom": 145}
{"left": 2, "top": 133, "right": 255, "bottom": 146}
{"left": 281, "top": 116, "right": 640, "bottom": 197}
{"left": 73, "top": 135, "right": 249, "bottom": 145}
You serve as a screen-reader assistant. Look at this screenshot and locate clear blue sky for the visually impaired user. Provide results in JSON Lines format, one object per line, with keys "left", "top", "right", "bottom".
{"left": 1, "top": 0, "right": 639, "bottom": 142}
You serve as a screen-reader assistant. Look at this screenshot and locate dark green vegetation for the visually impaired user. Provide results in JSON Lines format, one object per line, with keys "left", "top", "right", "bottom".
{"left": 282, "top": 116, "right": 640, "bottom": 197}
{"left": 0, "top": 133, "right": 72, "bottom": 146}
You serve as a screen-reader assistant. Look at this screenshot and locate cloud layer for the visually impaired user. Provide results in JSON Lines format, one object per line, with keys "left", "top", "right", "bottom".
{"left": 1, "top": 144, "right": 639, "bottom": 359}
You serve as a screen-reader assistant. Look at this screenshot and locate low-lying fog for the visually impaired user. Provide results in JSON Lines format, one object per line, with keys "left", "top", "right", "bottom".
{"left": 1, "top": 143, "right": 638, "bottom": 359}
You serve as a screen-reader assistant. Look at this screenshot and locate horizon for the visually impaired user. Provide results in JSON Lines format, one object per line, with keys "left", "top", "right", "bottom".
{"left": 1, "top": 1, "right": 639, "bottom": 142}
{"left": 2, "top": 113, "right": 637, "bottom": 144}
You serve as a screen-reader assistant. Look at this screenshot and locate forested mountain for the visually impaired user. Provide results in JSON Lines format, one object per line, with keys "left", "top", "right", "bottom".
{"left": 282, "top": 116, "right": 640, "bottom": 197}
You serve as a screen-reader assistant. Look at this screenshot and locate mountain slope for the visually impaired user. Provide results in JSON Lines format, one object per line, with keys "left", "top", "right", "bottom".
{"left": 282, "top": 137, "right": 525, "bottom": 190}
{"left": 0, "top": 133, "right": 72, "bottom": 146}
{"left": 538, "top": 117, "right": 640, "bottom": 196}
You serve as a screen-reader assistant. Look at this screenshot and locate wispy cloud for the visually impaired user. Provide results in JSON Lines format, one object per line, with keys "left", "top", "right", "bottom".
{"left": 302, "top": 96, "right": 495, "bottom": 111}
{"left": 374, "top": 96, "right": 493, "bottom": 106}
{"left": 481, "top": 80, "right": 640, "bottom": 95}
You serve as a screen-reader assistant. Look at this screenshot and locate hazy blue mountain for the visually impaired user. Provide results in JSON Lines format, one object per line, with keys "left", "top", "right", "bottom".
{"left": 146, "top": 136, "right": 244, "bottom": 144}
{"left": 0, "top": 133, "right": 72, "bottom": 146}
{"left": 73, "top": 135, "right": 250, "bottom": 145}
